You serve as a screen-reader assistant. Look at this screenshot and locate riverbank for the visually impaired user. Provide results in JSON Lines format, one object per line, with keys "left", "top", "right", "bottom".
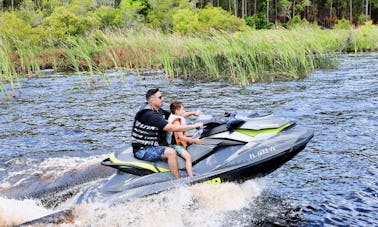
{"left": 1, "top": 24, "right": 378, "bottom": 95}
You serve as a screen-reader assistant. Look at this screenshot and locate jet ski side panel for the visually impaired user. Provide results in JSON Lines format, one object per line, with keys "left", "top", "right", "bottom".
{"left": 195, "top": 125, "right": 314, "bottom": 181}
{"left": 211, "top": 127, "right": 314, "bottom": 182}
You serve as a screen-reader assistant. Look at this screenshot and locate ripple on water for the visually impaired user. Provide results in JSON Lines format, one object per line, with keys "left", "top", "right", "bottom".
{"left": 0, "top": 53, "right": 377, "bottom": 226}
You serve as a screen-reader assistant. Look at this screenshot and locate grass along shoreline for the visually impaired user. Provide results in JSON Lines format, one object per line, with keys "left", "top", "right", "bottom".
{"left": 1, "top": 25, "right": 378, "bottom": 95}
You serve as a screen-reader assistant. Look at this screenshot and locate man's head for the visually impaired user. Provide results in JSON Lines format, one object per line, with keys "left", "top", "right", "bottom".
{"left": 170, "top": 100, "right": 185, "bottom": 115}
{"left": 146, "top": 88, "right": 159, "bottom": 101}
{"left": 146, "top": 88, "right": 163, "bottom": 110}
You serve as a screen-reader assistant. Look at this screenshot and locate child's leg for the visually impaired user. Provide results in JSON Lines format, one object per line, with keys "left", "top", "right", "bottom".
{"left": 180, "top": 150, "right": 193, "bottom": 177}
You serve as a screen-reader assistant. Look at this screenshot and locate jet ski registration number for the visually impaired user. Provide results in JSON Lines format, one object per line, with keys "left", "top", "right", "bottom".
{"left": 249, "top": 146, "right": 276, "bottom": 160}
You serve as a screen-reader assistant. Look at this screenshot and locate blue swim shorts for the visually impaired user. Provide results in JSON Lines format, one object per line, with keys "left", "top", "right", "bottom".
{"left": 134, "top": 146, "right": 165, "bottom": 161}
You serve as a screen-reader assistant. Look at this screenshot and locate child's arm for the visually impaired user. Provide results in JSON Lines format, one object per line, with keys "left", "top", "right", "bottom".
{"left": 177, "top": 133, "right": 203, "bottom": 145}
{"left": 182, "top": 110, "right": 201, "bottom": 118}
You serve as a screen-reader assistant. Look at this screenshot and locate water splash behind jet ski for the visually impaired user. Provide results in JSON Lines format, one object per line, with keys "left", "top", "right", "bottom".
{"left": 77, "top": 112, "right": 314, "bottom": 203}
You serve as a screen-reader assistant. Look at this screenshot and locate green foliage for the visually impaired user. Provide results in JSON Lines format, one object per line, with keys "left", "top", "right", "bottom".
{"left": 334, "top": 19, "right": 352, "bottom": 29}
{"left": 146, "top": 0, "right": 193, "bottom": 32}
{"left": 197, "top": 6, "right": 247, "bottom": 32}
{"left": 125, "top": 0, "right": 151, "bottom": 18}
{"left": 19, "top": 0, "right": 38, "bottom": 12}
{"left": 0, "top": 11, "right": 43, "bottom": 47}
{"left": 294, "top": 0, "right": 311, "bottom": 16}
{"left": 279, "top": 0, "right": 292, "bottom": 20}
{"left": 354, "top": 20, "right": 378, "bottom": 51}
{"left": 69, "top": 0, "right": 98, "bottom": 14}
{"left": 43, "top": 6, "right": 99, "bottom": 44}
{"left": 41, "top": 0, "right": 65, "bottom": 16}
{"left": 91, "top": 6, "right": 122, "bottom": 29}
{"left": 285, "top": 15, "right": 308, "bottom": 29}
{"left": 173, "top": 6, "right": 247, "bottom": 35}
{"left": 245, "top": 13, "right": 274, "bottom": 30}
{"left": 118, "top": 0, "right": 148, "bottom": 29}
{"left": 173, "top": 9, "right": 199, "bottom": 34}
{"left": 357, "top": 14, "right": 370, "bottom": 24}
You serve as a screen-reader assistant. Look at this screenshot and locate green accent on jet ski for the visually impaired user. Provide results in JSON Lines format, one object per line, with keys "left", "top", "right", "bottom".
{"left": 109, "top": 153, "right": 170, "bottom": 173}
{"left": 203, "top": 177, "right": 222, "bottom": 184}
{"left": 236, "top": 122, "right": 292, "bottom": 137}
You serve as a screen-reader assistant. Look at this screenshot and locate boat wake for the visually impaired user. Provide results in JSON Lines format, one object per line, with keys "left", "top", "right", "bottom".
{"left": 0, "top": 197, "right": 54, "bottom": 226}
{"left": 0, "top": 155, "right": 113, "bottom": 207}
{"left": 1, "top": 179, "right": 265, "bottom": 226}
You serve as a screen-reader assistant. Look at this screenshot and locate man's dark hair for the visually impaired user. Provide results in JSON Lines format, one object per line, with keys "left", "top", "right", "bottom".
{"left": 146, "top": 88, "right": 159, "bottom": 101}
{"left": 170, "top": 100, "right": 183, "bottom": 114}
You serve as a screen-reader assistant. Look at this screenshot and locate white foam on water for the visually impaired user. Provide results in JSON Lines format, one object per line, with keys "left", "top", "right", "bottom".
{"left": 0, "top": 155, "right": 107, "bottom": 192}
{"left": 69, "top": 178, "right": 266, "bottom": 226}
{"left": 190, "top": 180, "right": 264, "bottom": 211}
{"left": 0, "top": 197, "right": 54, "bottom": 227}
{"left": 0, "top": 161, "right": 265, "bottom": 227}
{"left": 37, "top": 155, "right": 107, "bottom": 181}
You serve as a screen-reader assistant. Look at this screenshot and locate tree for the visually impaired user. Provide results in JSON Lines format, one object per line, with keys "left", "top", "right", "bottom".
{"left": 234, "top": 0, "right": 238, "bottom": 16}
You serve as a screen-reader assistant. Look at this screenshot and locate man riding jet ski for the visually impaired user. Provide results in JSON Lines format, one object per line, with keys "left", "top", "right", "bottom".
{"left": 76, "top": 112, "right": 314, "bottom": 203}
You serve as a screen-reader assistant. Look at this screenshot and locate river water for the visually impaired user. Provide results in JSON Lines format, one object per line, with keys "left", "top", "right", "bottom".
{"left": 0, "top": 53, "right": 377, "bottom": 226}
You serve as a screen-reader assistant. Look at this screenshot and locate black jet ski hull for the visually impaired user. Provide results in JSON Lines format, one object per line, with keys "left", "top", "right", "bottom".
{"left": 205, "top": 138, "right": 311, "bottom": 183}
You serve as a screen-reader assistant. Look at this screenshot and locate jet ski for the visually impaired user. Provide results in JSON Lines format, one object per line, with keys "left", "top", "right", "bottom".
{"left": 77, "top": 112, "right": 313, "bottom": 203}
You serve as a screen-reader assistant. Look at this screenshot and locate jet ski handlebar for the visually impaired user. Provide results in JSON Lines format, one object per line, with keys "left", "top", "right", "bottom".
{"left": 198, "top": 111, "right": 237, "bottom": 126}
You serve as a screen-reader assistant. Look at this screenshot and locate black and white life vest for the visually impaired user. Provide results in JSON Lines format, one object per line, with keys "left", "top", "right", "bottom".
{"left": 131, "top": 104, "right": 160, "bottom": 152}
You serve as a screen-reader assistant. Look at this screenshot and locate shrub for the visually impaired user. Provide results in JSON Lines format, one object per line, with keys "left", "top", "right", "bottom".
{"left": 146, "top": 0, "right": 193, "bottom": 32}
{"left": 0, "top": 11, "right": 43, "bottom": 47}
{"left": 245, "top": 13, "right": 274, "bottom": 30}
{"left": 357, "top": 14, "right": 370, "bottom": 25}
{"left": 118, "top": 0, "right": 149, "bottom": 29}
{"left": 197, "top": 6, "right": 247, "bottom": 33}
{"left": 334, "top": 18, "right": 352, "bottom": 29}
{"left": 285, "top": 15, "right": 307, "bottom": 29}
{"left": 173, "top": 9, "right": 200, "bottom": 35}
{"left": 355, "top": 20, "right": 378, "bottom": 51}
{"left": 43, "top": 6, "right": 99, "bottom": 44}
{"left": 91, "top": 6, "right": 122, "bottom": 29}
{"left": 41, "top": 0, "right": 65, "bottom": 17}
{"left": 173, "top": 6, "right": 247, "bottom": 34}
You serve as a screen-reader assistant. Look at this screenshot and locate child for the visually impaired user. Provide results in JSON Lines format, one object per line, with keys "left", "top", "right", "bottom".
{"left": 167, "top": 100, "right": 203, "bottom": 177}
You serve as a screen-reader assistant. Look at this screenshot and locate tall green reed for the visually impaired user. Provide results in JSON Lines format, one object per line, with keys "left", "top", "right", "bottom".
{"left": 0, "top": 35, "right": 20, "bottom": 97}
{"left": 1, "top": 25, "right": 377, "bottom": 95}
{"left": 167, "top": 29, "right": 330, "bottom": 85}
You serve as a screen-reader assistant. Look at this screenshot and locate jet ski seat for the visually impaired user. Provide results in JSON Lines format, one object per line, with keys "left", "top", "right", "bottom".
{"left": 101, "top": 143, "right": 220, "bottom": 176}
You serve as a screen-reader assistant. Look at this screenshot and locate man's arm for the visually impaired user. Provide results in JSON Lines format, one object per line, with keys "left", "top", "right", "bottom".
{"left": 175, "top": 128, "right": 203, "bottom": 144}
{"left": 163, "top": 121, "right": 203, "bottom": 132}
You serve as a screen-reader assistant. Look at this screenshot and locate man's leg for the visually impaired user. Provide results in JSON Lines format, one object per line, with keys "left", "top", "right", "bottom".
{"left": 162, "top": 147, "right": 180, "bottom": 179}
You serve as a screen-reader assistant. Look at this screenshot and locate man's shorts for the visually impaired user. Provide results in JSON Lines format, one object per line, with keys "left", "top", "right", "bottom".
{"left": 170, "top": 145, "right": 186, "bottom": 156}
{"left": 134, "top": 146, "right": 165, "bottom": 161}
